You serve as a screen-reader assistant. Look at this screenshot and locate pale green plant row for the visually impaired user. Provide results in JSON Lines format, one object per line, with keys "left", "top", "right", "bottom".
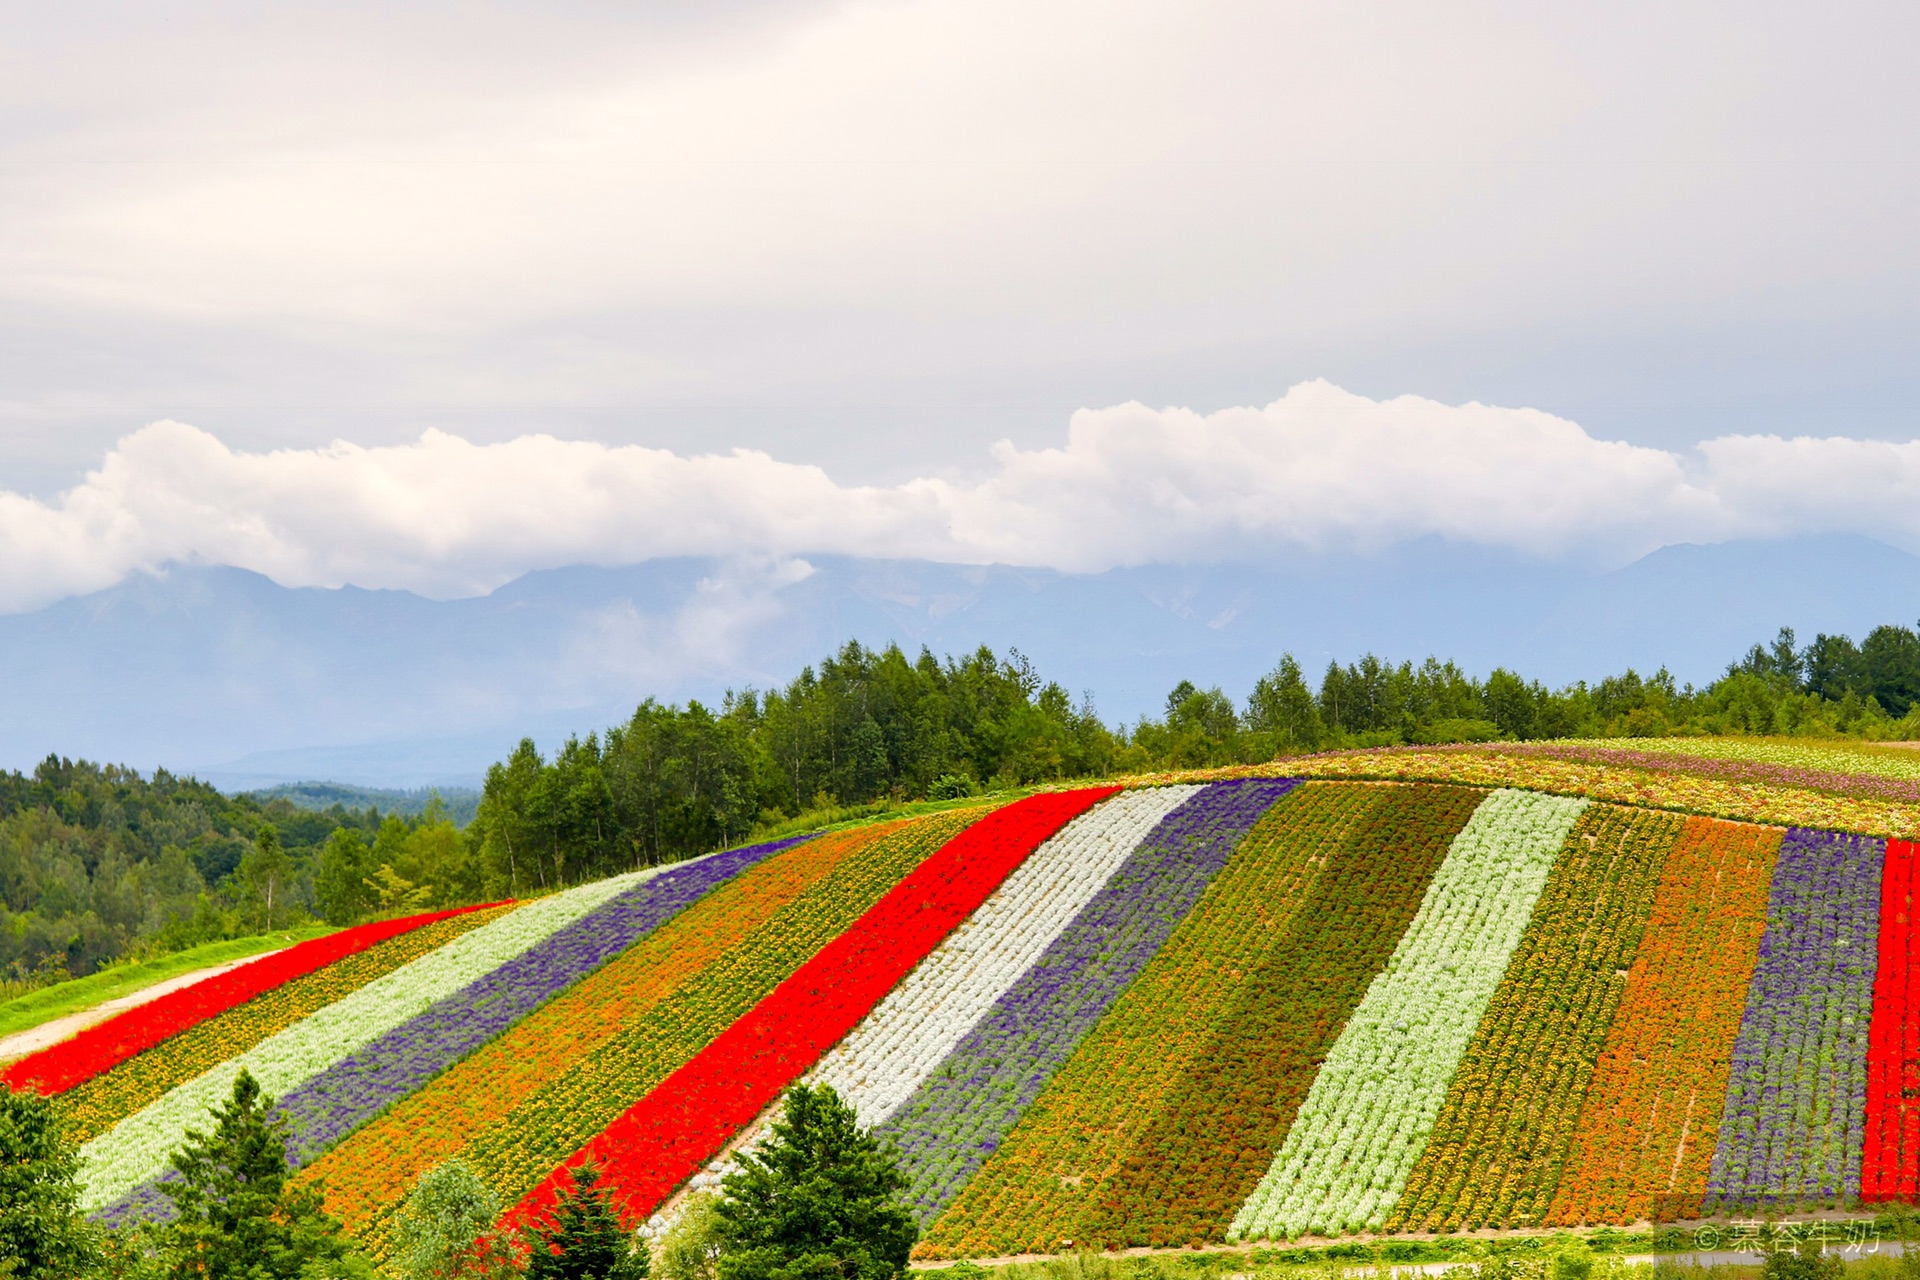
{"left": 1232, "top": 789, "right": 1589, "bottom": 1239}
{"left": 76, "top": 867, "right": 652, "bottom": 1211}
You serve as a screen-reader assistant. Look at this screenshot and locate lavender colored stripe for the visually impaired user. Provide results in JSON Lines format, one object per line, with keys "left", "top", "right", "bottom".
{"left": 876, "top": 777, "right": 1301, "bottom": 1226}
{"left": 96, "top": 834, "right": 811, "bottom": 1228}
{"left": 1706, "top": 826, "right": 1885, "bottom": 1209}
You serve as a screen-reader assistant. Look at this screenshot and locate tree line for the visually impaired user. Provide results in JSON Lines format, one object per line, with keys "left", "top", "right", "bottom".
{"left": 461, "top": 624, "right": 1920, "bottom": 895}
{"left": 10, "top": 621, "right": 1920, "bottom": 979}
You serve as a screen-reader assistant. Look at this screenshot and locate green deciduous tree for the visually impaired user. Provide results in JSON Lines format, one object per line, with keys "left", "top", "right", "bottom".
{"left": 654, "top": 1192, "right": 724, "bottom": 1280}
{"left": 314, "top": 827, "right": 377, "bottom": 925}
{"left": 159, "top": 1068, "right": 367, "bottom": 1279}
{"left": 0, "top": 1084, "right": 101, "bottom": 1279}
{"left": 714, "top": 1083, "right": 917, "bottom": 1280}
{"left": 233, "top": 825, "right": 295, "bottom": 933}
{"left": 393, "top": 1160, "right": 519, "bottom": 1280}
{"left": 525, "top": 1162, "right": 648, "bottom": 1280}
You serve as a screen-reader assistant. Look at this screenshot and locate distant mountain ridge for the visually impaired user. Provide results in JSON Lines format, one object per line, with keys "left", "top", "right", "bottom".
{"left": 1, "top": 535, "right": 1914, "bottom": 788}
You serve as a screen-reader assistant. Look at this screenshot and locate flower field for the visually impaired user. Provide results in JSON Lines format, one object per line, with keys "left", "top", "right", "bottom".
{"left": 30, "top": 743, "right": 1920, "bottom": 1258}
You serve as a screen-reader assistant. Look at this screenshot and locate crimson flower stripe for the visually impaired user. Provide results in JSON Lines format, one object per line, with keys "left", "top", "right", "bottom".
{"left": 501, "top": 786, "right": 1120, "bottom": 1234}
{"left": 1865, "top": 838, "right": 1920, "bottom": 1201}
{"left": 2, "top": 902, "right": 506, "bottom": 1096}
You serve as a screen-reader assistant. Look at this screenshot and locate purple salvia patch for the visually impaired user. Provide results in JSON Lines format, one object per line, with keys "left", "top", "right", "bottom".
{"left": 1706, "top": 826, "right": 1885, "bottom": 1210}
{"left": 876, "top": 777, "right": 1301, "bottom": 1226}
{"left": 96, "top": 833, "right": 812, "bottom": 1227}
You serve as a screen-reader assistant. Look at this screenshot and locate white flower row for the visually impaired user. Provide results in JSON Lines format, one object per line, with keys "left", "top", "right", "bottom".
{"left": 1230, "top": 788, "right": 1588, "bottom": 1241}
{"left": 78, "top": 869, "right": 652, "bottom": 1212}
{"left": 662, "top": 785, "right": 1203, "bottom": 1224}
{"left": 813, "top": 785, "right": 1202, "bottom": 1127}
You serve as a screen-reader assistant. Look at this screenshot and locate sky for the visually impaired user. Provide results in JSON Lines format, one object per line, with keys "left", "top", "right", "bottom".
{"left": 1, "top": 1, "right": 1918, "bottom": 612}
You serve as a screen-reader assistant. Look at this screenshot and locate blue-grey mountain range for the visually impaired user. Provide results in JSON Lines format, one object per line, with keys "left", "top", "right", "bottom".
{"left": 2, "top": 534, "right": 1914, "bottom": 789}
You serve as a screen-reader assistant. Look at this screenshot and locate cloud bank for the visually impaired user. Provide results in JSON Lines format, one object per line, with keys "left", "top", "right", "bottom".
{"left": 3, "top": 380, "right": 1914, "bottom": 614}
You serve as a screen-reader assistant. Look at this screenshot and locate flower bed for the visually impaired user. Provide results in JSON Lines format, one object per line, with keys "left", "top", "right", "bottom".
{"left": 1274, "top": 750, "right": 1920, "bottom": 838}
{"left": 1544, "top": 816, "right": 1782, "bottom": 1225}
{"left": 3, "top": 903, "right": 499, "bottom": 1096}
{"left": 1089, "top": 782, "right": 1487, "bottom": 1250}
{"left": 303, "top": 820, "right": 916, "bottom": 1240}
{"left": 802, "top": 787, "right": 1202, "bottom": 1125}
{"left": 878, "top": 778, "right": 1303, "bottom": 1229}
{"left": 271, "top": 835, "right": 813, "bottom": 1171}
{"left": 1706, "top": 827, "right": 1885, "bottom": 1211}
{"left": 56, "top": 905, "right": 510, "bottom": 1145}
{"left": 1389, "top": 805, "right": 1685, "bottom": 1231}
{"left": 80, "top": 871, "right": 643, "bottom": 1214}
{"left": 915, "top": 782, "right": 1382, "bottom": 1259}
{"left": 502, "top": 788, "right": 1122, "bottom": 1236}
{"left": 1232, "top": 789, "right": 1589, "bottom": 1239}
{"left": 1865, "top": 838, "right": 1920, "bottom": 1202}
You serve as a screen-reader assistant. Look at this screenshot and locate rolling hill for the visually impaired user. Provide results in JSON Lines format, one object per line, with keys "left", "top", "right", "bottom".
{"left": 8, "top": 738, "right": 1920, "bottom": 1260}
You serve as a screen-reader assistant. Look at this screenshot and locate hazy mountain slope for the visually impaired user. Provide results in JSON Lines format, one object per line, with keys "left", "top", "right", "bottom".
{"left": 0, "top": 535, "right": 1911, "bottom": 787}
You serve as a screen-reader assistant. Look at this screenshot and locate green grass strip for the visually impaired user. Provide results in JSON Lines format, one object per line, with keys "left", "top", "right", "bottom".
{"left": 55, "top": 906, "right": 509, "bottom": 1144}
{"left": 0, "top": 928, "right": 336, "bottom": 1044}
{"left": 918, "top": 781, "right": 1395, "bottom": 1258}
{"left": 1387, "top": 803, "right": 1687, "bottom": 1231}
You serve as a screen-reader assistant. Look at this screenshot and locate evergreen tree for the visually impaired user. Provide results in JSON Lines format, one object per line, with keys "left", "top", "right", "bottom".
{"left": 714, "top": 1083, "right": 917, "bottom": 1280}
{"left": 159, "top": 1068, "right": 363, "bottom": 1279}
{"left": 0, "top": 1083, "right": 102, "bottom": 1279}
{"left": 525, "top": 1162, "right": 648, "bottom": 1280}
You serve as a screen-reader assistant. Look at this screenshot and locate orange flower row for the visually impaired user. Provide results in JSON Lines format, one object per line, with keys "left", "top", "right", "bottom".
{"left": 1545, "top": 816, "right": 1782, "bottom": 1225}
{"left": 57, "top": 906, "right": 510, "bottom": 1144}
{"left": 323, "top": 808, "right": 986, "bottom": 1258}
{"left": 303, "top": 818, "right": 912, "bottom": 1235}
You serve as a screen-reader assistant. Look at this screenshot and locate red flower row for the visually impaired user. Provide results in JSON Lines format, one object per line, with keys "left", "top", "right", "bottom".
{"left": 3, "top": 902, "right": 505, "bottom": 1096}
{"left": 502, "top": 788, "right": 1120, "bottom": 1233}
{"left": 1864, "top": 838, "right": 1919, "bottom": 1201}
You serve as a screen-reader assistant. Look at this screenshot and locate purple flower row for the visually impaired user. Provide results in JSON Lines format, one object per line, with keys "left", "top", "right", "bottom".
{"left": 1706, "top": 827, "right": 1885, "bottom": 1209}
{"left": 97, "top": 834, "right": 811, "bottom": 1227}
{"left": 876, "top": 777, "right": 1301, "bottom": 1226}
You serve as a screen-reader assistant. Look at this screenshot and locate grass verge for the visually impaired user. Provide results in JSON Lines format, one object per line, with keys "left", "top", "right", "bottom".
{"left": 0, "top": 925, "right": 337, "bottom": 1043}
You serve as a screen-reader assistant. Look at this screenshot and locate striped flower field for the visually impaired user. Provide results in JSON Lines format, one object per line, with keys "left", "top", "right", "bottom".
{"left": 21, "top": 744, "right": 1920, "bottom": 1258}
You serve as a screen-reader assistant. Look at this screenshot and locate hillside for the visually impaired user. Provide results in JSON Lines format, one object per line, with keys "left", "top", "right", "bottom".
{"left": 9, "top": 738, "right": 1920, "bottom": 1260}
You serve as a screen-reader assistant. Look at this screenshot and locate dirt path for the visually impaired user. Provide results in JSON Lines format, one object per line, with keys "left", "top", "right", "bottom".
{"left": 0, "top": 949, "right": 284, "bottom": 1064}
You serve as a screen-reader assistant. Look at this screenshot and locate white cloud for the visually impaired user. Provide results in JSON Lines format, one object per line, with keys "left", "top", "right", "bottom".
{"left": 1, "top": 380, "right": 1913, "bottom": 614}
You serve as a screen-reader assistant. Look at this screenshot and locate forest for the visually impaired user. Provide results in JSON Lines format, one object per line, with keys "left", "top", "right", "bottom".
{"left": 6, "top": 621, "right": 1920, "bottom": 985}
